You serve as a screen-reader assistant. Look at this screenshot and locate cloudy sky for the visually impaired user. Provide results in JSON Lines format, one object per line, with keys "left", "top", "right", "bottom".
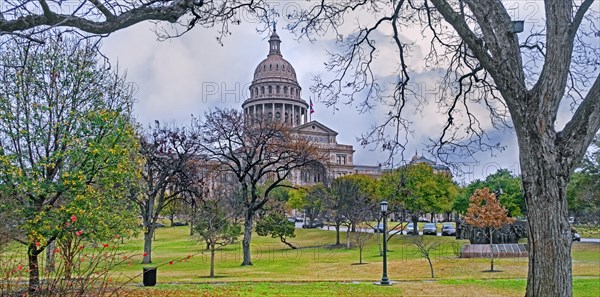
{"left": 97, "top": 3, "right": 561, "bottom": 184}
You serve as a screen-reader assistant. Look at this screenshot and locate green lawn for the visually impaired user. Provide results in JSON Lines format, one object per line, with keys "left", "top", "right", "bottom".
{"left": 121, "top": 278, "right": 600, "bottom": 297}
{"left": 102, "top": 225, "right": 599, "bottom": 296}
{"left": 2, "top": 225, "right": 599, "bottom": 296}
{"left": 576, "top": 225, "right": 600, "bottom": 238}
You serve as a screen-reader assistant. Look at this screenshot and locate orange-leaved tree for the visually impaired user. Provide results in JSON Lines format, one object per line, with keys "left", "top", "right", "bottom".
{"left": 464, "top": 188, "right": 516, "bottom": 272}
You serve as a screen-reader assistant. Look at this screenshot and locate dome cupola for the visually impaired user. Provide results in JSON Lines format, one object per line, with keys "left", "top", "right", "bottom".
{"left": 243, "top": 25, "right": 308, "bottom": 127}
{"left": 252, "top": 27, "right": 298, "bottom": 84}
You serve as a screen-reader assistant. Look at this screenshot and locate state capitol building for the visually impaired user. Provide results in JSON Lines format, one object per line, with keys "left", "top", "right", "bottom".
{"left": 240, "top": 28, "right": 382, "bottom": 185}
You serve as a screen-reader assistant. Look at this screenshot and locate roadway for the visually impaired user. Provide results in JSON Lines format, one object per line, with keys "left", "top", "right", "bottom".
{"left": 295, "top": 222, "right": 600, "bottom": 242}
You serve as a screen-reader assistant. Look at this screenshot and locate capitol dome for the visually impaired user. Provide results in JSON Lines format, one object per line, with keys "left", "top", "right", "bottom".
{"left": 252, "top": 31, "right": 298, "bottom": 84}
{"left": 243, "top": 28, "right": 309, "bottom": 127}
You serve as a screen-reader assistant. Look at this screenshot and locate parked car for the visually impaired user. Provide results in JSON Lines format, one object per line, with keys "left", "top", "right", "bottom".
{"left": 422, "top": 223, "right": 437, "bottom": 235}
{"left": 572, "top": 228, "right": 581, "bottom": 242}
{"left": 172, "top": 221, "right": 188, "bottom": 226}
{"left": 441, "top": 223, "right": 456, "bottom": 236}
{"left": 406, "top": 222, "right": 419, "bottom": 235}
{"left": 302, "top": 221, "right": 324, "bottom": 228}
{"left": 374, "top": 223, "right": 385, "bottom": 233}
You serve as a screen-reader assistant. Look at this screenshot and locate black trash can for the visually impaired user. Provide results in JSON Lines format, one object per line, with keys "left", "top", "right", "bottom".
{"left": 142, "top": 267, "right": 157, "bottom": 286}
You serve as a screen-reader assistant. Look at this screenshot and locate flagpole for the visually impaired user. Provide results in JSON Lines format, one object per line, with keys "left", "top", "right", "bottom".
{"left": 309, "top": 97, "right": 313, "bottom": 122}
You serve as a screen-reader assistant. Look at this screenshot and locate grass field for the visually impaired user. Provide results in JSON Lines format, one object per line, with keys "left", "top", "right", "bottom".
{"left": 4, "top": 225, "right": 599, "bottom": 296}
{"left": 109, "top": 225, "right": 599, "bottom": 296}
{"left": 576, "top": 225, "right": 600, "bottom": 238}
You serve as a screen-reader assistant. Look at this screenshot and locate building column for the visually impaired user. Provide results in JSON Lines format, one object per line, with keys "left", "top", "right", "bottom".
{"left": 303, "top": 108, "right": 307, "bottom": 123}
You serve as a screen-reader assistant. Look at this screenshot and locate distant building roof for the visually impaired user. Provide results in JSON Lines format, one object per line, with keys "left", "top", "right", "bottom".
{"left": 409, "top": 153, "right": 451, "bottom": 174}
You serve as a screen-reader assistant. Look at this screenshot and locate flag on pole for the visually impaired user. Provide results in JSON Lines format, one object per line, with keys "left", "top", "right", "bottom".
{"left": 310, "top": 98, "right": 314, "bottom": 114}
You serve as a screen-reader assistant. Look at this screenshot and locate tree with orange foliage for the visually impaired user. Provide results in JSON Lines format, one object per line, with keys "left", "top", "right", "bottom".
{"left": 464, "top": 188, "right": 516, "bottom": 272}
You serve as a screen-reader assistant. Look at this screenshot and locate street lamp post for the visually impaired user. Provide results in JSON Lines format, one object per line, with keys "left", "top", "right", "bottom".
{"left": 379, "top": 200, "right": 390, "bottom": 285}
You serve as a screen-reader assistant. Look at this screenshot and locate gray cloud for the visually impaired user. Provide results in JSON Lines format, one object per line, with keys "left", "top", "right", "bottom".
{"left": 102, "top": 21, "right": 525, "bottom": 182}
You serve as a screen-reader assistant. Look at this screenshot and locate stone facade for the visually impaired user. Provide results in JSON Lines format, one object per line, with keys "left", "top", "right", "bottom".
{"left": 242, "top": 28, "right": 381, "bottom": 185}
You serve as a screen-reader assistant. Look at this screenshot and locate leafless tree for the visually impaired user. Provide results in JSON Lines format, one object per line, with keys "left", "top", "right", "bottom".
{"left": 330, "top": 177, "right": 377, "bottom": 249}
{"left": 353, "top": 226, "right": 374, "bottom": 265}
{"left": 132, "top": 121, "right": 204, "bottom": 264}
{"left": 285, "top": 1, "right": 600, "bottom": 296}
{"left": 196, "top": 108, "right": 323, "bottom": 266}
{"left": 0, "top": 1, "right": 271, "bottom": 42}
{"left": 192, "top": 184, "right": 241, "bottom": 278}
{"left": 408, "top": 236, "right": 442, "bottom": 278}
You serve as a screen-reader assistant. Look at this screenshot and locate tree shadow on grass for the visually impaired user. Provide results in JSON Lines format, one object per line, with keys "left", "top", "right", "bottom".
{"left": 293, "top": 244, "right": 345, "bottom": 250}
{"left": 351, "top": 263, "right": 369, "bottom": 265}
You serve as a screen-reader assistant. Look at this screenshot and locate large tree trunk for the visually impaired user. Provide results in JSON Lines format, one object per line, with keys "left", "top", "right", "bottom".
{"left": 189, "top": 204, "right": 196, "bottom": 236}
{"left": 519, "top": 130, "right": 572, "bottom": 297}
{"left": 241, "top": 208, "right": 254, "bottom": 266}
{"left": 142, "top": 225, "right": 155, "bottom": 264}
{"left": 412, "top": 215, "right": 418, "bottom": 236}
{"left": 209, "top": 243, "right": 215, "bottom": 277}
{"left": 28, "top": 244, "right": 40, "bottom": 296}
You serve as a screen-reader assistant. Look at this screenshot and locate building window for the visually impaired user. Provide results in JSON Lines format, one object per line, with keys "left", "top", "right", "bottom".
{"left": 284, "top": 86, "right": 288, "bottom": 95}
{"left": 276, "top": 85, "right": 280, "bottom": 93}
{"left": 336, "top": 154, "right": 346, "bottom": 165}
{"left": 313, "top": 173, "right": 321, "bottom": 183}
{"left": 261, "top": 86, "right": 265, "bottom": 94}
{"left": 268, "top": 86, "right": 272, "bottom": 94}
